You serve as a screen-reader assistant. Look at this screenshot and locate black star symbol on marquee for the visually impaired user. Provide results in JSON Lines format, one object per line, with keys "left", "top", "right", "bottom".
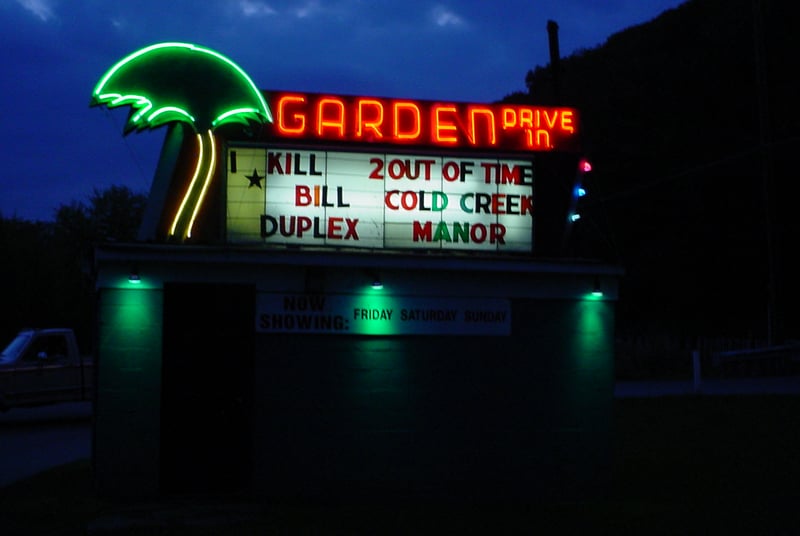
{"left": 245, "top": 168, "right": 264, "bottom": 189}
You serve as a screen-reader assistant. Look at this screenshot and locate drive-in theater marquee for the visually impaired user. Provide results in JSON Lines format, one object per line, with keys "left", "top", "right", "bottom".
{"left": 226, "top": 91, "right": 580, "bottom": 253}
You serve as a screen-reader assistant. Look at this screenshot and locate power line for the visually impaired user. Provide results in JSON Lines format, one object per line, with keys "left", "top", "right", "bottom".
{"left": 586, "top": 135, "right": 799, "bottom": 208}
{"left": 587, "top": 146, "right": 759, "bottom": 208}
{"left": 102, "top": 108, "right": 153, "bottom": 191}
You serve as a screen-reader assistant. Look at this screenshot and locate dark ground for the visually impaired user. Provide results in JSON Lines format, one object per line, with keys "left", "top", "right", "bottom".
{"left": 1, "top": 395, "right": 799, "bottom": 534}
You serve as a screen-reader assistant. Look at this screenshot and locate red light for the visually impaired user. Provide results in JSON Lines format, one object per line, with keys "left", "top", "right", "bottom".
{"left": 432, "top": 104, "right": 458, "bottom": 144}
{"left": 393, "top": 101, "right": 422, "bottom": 140}
{"left": 264, "top": 90, "right": 581, "bottom": 152}
{"left": 317, "top": 97, "right": 346, "bottom": 137}
{"left": 579, "top": 158, "right": 592, "bottom": 173}
{"left": 275, "top": 94, "right": 306, "bottom": 135}
{"left": 356, "top": 99, "right": 384, "bottom": 140}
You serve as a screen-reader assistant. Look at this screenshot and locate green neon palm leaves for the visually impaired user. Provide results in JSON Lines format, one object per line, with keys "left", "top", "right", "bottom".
{"left": 91, "top": 42, "right": 271, "bottom": 133}
{"left": 91, "top": 42, "right": 272, "bottom": 240}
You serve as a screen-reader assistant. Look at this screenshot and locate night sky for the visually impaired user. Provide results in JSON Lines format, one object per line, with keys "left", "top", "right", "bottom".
{"left": 2, "top": 0, "right": 684, "bottom": 221}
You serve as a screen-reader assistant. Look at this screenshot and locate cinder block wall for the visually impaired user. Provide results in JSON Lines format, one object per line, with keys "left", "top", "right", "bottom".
{"left": 252, "top": 299, "right": 614, "bottom": 501}
{"left": 94, "top": 288, "right": 163, "bottom": 497}
{"left": 93, "top": 250, "right": 617, "bottom": 500}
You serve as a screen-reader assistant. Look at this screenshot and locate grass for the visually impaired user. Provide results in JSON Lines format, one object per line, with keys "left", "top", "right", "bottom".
{"left": 1, "top": 396, "right": 799, "bottom": 534}
{"left": 610, "top": 395, "right": 800, "bottom": 534}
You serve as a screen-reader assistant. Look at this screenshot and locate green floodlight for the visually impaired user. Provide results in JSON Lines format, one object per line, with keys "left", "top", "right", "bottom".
{"left": 369, "top": 271, "right": 384, "bottom": 290}
{"left": 591, "top": 276, "right": 603, "bottom": 297}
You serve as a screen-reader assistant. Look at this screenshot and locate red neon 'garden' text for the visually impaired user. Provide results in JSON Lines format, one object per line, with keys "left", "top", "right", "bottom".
{"left": 266, "top": 91, "right": 579, "bottom": 152}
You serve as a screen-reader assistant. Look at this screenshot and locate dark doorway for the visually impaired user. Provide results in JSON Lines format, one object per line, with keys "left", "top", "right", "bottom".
{"left": 160, "top": 283, "right": 254, "bottom": 494}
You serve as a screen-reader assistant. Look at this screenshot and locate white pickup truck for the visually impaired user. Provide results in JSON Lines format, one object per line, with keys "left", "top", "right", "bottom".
{"left": 0, "top": 328, "right": 93, "bottom": 410}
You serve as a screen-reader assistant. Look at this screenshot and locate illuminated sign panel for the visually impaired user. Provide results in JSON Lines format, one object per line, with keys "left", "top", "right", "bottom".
{"left": 257, "top": 293, "right": 511, "bottom": 336}
{"left": 262, "top": 91, "right": 580, "bottom": 153}
{"left": 226, "top": 91, "right": 580, "bottom": 253}
{"left": 227, "top": 147, "right": 534, "bottom": 252}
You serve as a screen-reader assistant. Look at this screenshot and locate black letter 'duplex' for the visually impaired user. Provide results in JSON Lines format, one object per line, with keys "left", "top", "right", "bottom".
{"left": 261, "top": 215, "right": 277, "bottom": 237}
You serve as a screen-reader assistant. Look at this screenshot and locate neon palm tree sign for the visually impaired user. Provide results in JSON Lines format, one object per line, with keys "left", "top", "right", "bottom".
{"left": 91, "top": 42, "right": 272, "bottom": 240}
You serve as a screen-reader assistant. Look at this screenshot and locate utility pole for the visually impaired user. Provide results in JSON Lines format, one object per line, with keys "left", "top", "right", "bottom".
{"left": 753, "top": 0, "right": 779, "bottom": 345}
{"left": 547, "top": 19, "right": 572, "bottom": 254}
{"left": 547, "top": 20, "right": 561, "bottom": 104}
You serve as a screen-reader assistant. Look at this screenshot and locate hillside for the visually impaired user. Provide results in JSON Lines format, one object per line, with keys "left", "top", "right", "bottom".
{"left": 512, "top": 0, "right": 798, "bottom": 340}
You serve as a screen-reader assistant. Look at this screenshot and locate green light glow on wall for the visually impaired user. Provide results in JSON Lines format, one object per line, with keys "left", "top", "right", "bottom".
{"left": 583, "top": 291, "right": 604, "bottom": 301}
{"left": 91, "top": 42, "right": 272, "bottom": 241}
{"left": 583, "top": 276, "right": 604, "bottom": 301}
{"left": 571, "top": 301, "right": 611, "bottom": 370}
{"left": 349, "top": 293, "right": 401, "bottom": 336}
{"left": 111, "top": 289, "right": 157, "bottom": 326}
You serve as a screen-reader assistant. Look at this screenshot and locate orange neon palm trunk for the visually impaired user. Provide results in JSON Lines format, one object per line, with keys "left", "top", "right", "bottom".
{"left": 169, "top": 129, "right": 216, "bottom": 240}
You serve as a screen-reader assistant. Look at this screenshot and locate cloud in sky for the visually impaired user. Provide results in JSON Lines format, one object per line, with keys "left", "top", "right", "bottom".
{"left": 234, "top": 0, "right": 358, "bottom": 22}
{"left": 15, "top": 0, "right": 56, "bottom": 22}
{"left": 293, "top": 0, "right": 323, "bottom": 19}
{"left": 239, "top": 0, "right": 277, "bottom": 18}
{"left": 431, "top": 5, "right": 466, "bottom": 28}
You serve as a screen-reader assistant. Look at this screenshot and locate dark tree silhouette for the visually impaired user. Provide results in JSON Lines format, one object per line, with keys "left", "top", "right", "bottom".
{"left": 0, "top": 186, "right": 146, "bottom": 350}
{"left": 514, "top": 0, "right": 797, "bottom": 340}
